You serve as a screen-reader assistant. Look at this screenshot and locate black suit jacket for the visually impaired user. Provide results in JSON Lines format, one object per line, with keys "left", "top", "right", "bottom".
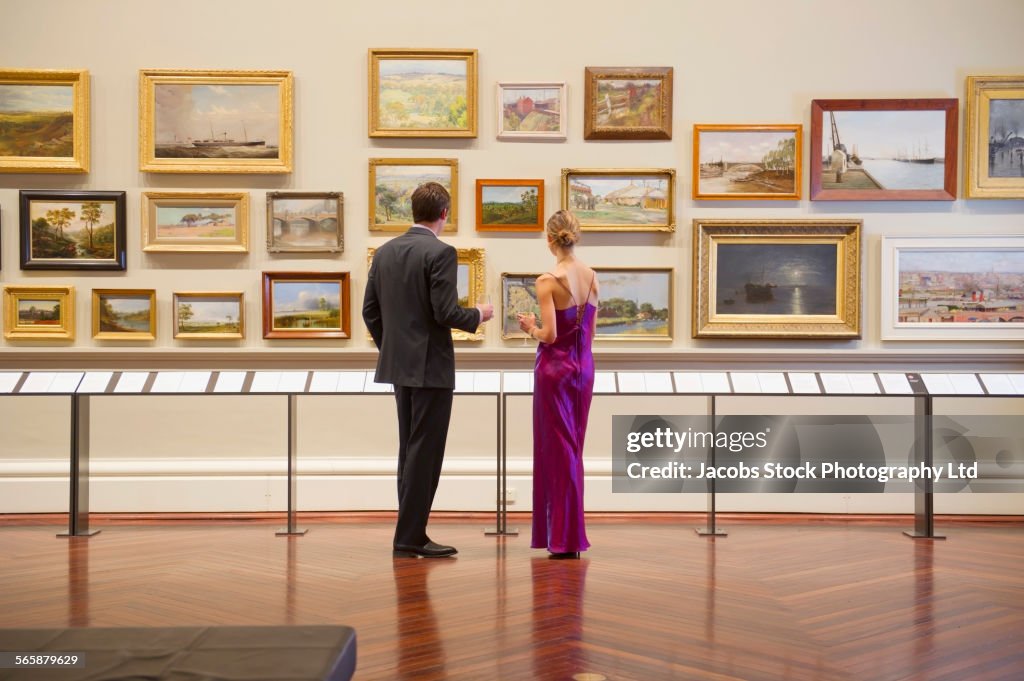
{"left": 362, "top": 227, "right": 481, "bottom": 389}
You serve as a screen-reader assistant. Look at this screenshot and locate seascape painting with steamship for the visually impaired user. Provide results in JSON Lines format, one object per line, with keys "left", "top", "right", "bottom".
{"left": 153, "top": 83, "right": 280, "bottom": 159}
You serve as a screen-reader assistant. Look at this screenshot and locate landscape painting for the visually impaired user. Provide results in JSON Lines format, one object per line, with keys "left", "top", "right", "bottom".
{"left": 267, "top": 192, "right": 343, "bottom": 252}
{"left": 0, "top": 69, "right": 88, "bottom": 172}
{"left": 476, "top": 179, "right": 543, "bottom": 231}
{"left": 262, "top": 273, "right": 350, "bottom": 339}
{"left": 694, "top": 125, "right": 801, "bottom": 200}
{"left": 562, "top": 169, "right": 675, "bottom": 232}
{"left": 584, "top": 67, "right": 672, "bottom": 140}
{"left": 497, "top": 82, "right": 565, "bottom": 139}
{"left": 965, "top": 76, "right": 1024, "bottom": 198}
{"left": 987, "top": 98, "right": 1024, "bottom": 178}
{"left": 454, "top": 248, "right": 485, "bottom": 340}
{"left": 713, "top": 243, "right": 838, "bottom": 316}
{"left": 501, "top": 273, "right": 541, "bottom": 339}
{"left": 139, "top": 70, "right": 293, "bottom": 173}
{"left": 370, "top": 159, "right": 457, "bottom": 232}
{"left": 369, "top": 49, "right": 477, "bottom": 137}
{"left": 880, "top": 236, "right": 1024, "bottom": 340}
{"left": 595, "top": 268, "right": 672, "bottom": 340}
{"left": 143, "top": 192, "right": 248, "bottom": 252}
{"left": 3, "top": 285, "right": 75, "bottom": 340}
{"left": 21, "top": 191, "right": 126, "bottom": 270}
{"left": 93, "top": 290, "right": 155, "bottom": 340}
{"left": 19, "top": 299, "right": 61, "bottom": 326}
{"left": 810, "top": 99, "right": 957, "bottom": 200}
{"left": 174, "top": 293, "right": 244, "bottom": 339}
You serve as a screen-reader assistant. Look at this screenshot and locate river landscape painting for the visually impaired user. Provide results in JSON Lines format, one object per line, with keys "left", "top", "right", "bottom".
{"left": 695, "top": 126, "right": 800, "bottom": 199}
{"left": 174, "top": 293, "right": 244, "bottom": 339}
{"left": 263, "top": 272, "right": 350, "bottom": 339}
{"left": 22, "top": 191, "right": 126, "bottom": 270}
{"left": 595, "top": 268, "right": 672, "bottom": 340}
{"left": 94, "top": 290, "right": 155, "bottom": 340}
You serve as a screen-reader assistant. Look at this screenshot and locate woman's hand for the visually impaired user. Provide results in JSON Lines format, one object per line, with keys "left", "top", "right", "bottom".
{"left": 517, "top": 313, "right": 537, "bottom": 334}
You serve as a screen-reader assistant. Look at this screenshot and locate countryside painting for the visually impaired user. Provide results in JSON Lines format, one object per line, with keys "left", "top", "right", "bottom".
{"left": 714, "top": 243, "right": 838, "bottom": 316}
{"left": 596, "top": 78, "right": 663, "bottom": 128}
{"left": 22, "top": 191, "right": 126, "bottom": 270}
{"left": 176, "top": 295, "right": 243, "bottom": 337}
{"left": 477, "top": 180, "right": 542, "bottom": 230}
{"left": 18, "top": 299, "right": 60, "bottom": 326}
{"left": 0, "top": 84, "right": 74, "bottom": 157}
{"left": 565, "top": 171, "right": 673, "bottom": 231}
{"left": 370, "top": 50, "right": 476, "bottom": 136}
{"left": 271, "top": 281, "right": 341, "bottom": 331}
{"left": 596, "top": 269, "right": 671, "bottom": 339}
{"left": 371, "top": 160, "right": 456, "bottom": 231}
{"left": 499, "top": 84, "right": 563, "bottom": 137}
{"left": 156, "top": 205, "right": 237, "bottom": 240}
{"left": 457, "top": 264, "right": 470, "bottom": 307}
{"left": 97, "top": 293, "right": 153, "bottom": 335}
{"left": 585, "top": 67, "right": 672, "bottom": 139}
{"left": 988, "top": 99, "right": 1024, "bottom": 178}
{"left": 153, "top": 82, "right": 280, "bottom": 159}
{"left": 268, "top": 194, "right": 342, "bottom": 251}
{"left": 696, "top": 127, "right": 800, "bottom": 198}
{"left": 502, "top": 273, "right": 541, "bottom": 339}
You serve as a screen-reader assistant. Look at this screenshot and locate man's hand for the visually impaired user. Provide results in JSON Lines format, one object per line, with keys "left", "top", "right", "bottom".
{"left": 476, "top": 303, "right": 494, "bottom": 322}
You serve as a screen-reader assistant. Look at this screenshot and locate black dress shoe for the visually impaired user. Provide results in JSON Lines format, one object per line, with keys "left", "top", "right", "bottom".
{"left": 548, "top": 551, "right": 580, "bottom": 560}
{"left": 393, "top": 541, "right": 458, "bottom": 558}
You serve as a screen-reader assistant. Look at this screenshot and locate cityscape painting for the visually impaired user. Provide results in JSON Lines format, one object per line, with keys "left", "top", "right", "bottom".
{"left": 965, "top": 76, "right": 1024, "bottom": 198}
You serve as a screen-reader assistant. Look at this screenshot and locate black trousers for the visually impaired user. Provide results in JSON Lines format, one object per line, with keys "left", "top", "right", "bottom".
{"left": 393, "top": 385, "right": 454, "bottom": 547}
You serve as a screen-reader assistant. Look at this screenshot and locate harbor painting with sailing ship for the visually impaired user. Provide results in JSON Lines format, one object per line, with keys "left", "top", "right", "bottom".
{"left": 988, "top": 98, "right": 1024, "bottom": 177}
{"left": 153, "top": 83, "right": 280, "bottom": 159}
{"left": 715, "top": 243, "right": 838, "bottom": 315}
{"left": 821, "top": 109, "right": 946, "bottom": 190}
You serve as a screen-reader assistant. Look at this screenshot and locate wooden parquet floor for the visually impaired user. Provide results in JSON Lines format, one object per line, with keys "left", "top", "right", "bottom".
{"left": 0, "top": 517, "right": 1022, "bottom": 681}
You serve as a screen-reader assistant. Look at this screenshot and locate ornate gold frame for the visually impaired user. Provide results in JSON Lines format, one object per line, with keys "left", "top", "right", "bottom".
{"left": 368, "top": 158, "right": 458, "bottom": 233}
{"left": 965, "top": 75, "right": 1024, "bottom": 199}
{"left": 368, "top": 48, "right": 478, "bottom": 138}
{"left": 0, "top": 69, "right": 89, "bottom": 173}
{"left": 142, "top": 191, "right": 249, "bottom": 253}
{"left": 138, "top": 69, "right": 293, "bottom": 173}
{"left": 92, "top": 288, "right": 156, "bottom": 341}
{"left": 3, "top": 285, "right": 75, "bottom": 340}
{"left": 173, "top": 292, "right": 245, "bottom": 340}
{"left": 367, "top": 246, "right": 485, "bottom": 341}
{"left": 561, "top": 168, "right": 676, "bottom": 232}
{"left": 584, "top": 67, "right": 672, "bottom": 140}
{"left": 593, "top": 267, "right": 674, "bottom": 342}
{"left": 692, "top": 124, "right": 803, "bottom": 201}
{"left": 692, "top": 219, "right": 861, "bottom": 339}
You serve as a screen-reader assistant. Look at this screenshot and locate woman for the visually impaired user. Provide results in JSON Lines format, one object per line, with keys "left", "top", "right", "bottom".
{"left": 518, "top": 210, "right": 598, "bottom": 559}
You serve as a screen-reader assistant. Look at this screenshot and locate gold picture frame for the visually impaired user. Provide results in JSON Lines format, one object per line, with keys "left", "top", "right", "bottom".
{"left": 561, "top": 168, "right": 675, "bottom": 232}
{"left": 142, "top": 191, "right": 249, "bottom": 253}
{"left": 692, "top": 219, "right": 862, "bottom": 339}
{"left": 594, "top": 267, "right": 674, "bottom": 341}
{"left": 0, "top": 69, "right": 89, "bottom": 173}
{"left": 584, "top": 67, "right": 672, "bottom": 140}
{"left": 92, "top": 289, "right": 156, "bottom": 341}
{"left": 138, "top": 69, "right": 293, "bottom": 174}
{"left": 368, "top": 48, "right": 478, "bottom": 138}
{"left": 173, "top": 292, "right": 245, "bottom": 340}
{"left": 693, "top": 124, "right": 802, "bottom": 200}
{"left": 368, "top": 246, "right": 484, "bottom": 341}
{"left": 369, "top": 158, "right": 458, "bottom": 233}
{"left": 3, "top": 285, "right": 75, "bottom": 340}
{"left": 965, "top": 75, "right": 1024, "bottom": 199}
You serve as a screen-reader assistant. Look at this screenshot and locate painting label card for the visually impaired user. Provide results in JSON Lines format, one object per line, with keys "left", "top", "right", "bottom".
{"left": 616, "top": 372, "right": 646, "bottom": 393}
{"left": 788, "top": 373, "right": 821, "bottom": 394}
{"left": 48, "top": 372, "right": 83, "bottom": 394}
{"left": 757, "top": 373, "right": 789, "bottom": 394}
{"left": 979, "top": 374, "right": 1017, "bottom": 395}
{"left": 309, "top": 372, "right": 341, "bottom": 393}
{"left": 113, "top": 372, "right": 149, "bottom": 394}
{"left": 502, "top": 372, "right": 533, "bottom": 394}
{"left": 594, "top": 372, "right": 617, "bottom": 394}
{"left": 179, "top": 372, "right": 212, "bottom": 393}
{"left": 644, "top": 373, "right": 674, "bottom": 393}
{"left": 474, "top": 372, "right": 501, "bottom": 393}
{"left": 1009, "top": 375, "right": 1024, "bottom": 395}
{"left": 151, "top": 372, "right": 185, "bottom": 393}
{"left": 453, "top": 371, "right": 474, "bottom": 394}
{"left": 847, "top": 374, "right": 881, "bottom": 395}
{"left": 949, "top": 374, "right": 984, "bottom": 395}
{"left": 921, "top": 374, "right": 956, "bottom": 395}
{"left": 820, "top": 373, "right": 854, "bottom": 394}
{"left": 365, "top": 380, "right": 393, "bottom": 393}
{"left": 673, "top": 373, "right": 703, "bottom": 393}
{"left": 700, "top": 373, "right": 732, "bottom": 393}
{"left": 214, "top": 371, "right": 247, "bottom": 393}
{"left": 277, "top": 371, "right": 309, "bottom": 393}
{"left": 21, "top": 372, "right": 57, "bottom": 393}
{"left": 877, "top": 373, "right": 913, "bottom": 395}
{"left": 730, "top": 373, "right": 762, "bottom": 393}
{"left": 251, "top": 371, "right": 283, "bottom": 392}
{"left": 77, "top": 372, "right": 113, "bottom": 394}
{"left": 0, "top": 373, "right": 23, "bottom": 393}
{"left": 336, "top": 372, "right": 368, "bottom": 393}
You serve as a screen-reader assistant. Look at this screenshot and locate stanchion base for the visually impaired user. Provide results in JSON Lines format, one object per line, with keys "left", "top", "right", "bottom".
{"left": 484, "top": 527, "right": 520, "bottom": 536}
{"left": 695, "top": 528, "right": 727, "bottom": 537}
{"left": 275, "top": 528, "right": 308, "bottom": 536}
{"left": 57, "top": 529, "right": 101, "bottom": 538}
{"left": 902, "top": 531, "right": 946, "bottom": 540}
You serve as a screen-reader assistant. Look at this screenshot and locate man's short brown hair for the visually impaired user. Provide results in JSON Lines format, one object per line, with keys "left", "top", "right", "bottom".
{"left": 411, "top": 182, "right": 450, "bottom": 224}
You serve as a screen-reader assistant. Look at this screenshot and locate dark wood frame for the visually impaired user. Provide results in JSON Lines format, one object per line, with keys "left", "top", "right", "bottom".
{"left": 266, "top": 191, "right": 344, "bottom": 253}
{"left": 584, "top": 67, "right": 673, "bottom": 140}
{"left": 809, "top": 99, "right": 958, "bottom": 201}
{"left": 20, "top": 190, "right": 127, "bottom": 270}
{"left": 475, "top": 179, "right": 544, "bottom": 232}
{"left": 692, "top": 124, "right": 803, "bottom": 200}
{"left": 261, "top": 271, "right": 351, "bottom": 339}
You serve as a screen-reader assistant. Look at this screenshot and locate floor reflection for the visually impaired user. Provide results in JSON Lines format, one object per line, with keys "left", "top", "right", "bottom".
{"left": 393, "top": 558, "right": 447, "bottom": 680}
{"left": 67, "top": 537, "right": 89, "bottom": 627}
{"left": 531, "top": 557, "right": 590, "bottom": 680}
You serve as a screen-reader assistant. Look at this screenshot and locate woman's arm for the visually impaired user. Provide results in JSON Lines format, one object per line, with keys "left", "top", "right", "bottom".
{"left": 519, "top": 274, "right": 557, "bottom": 344}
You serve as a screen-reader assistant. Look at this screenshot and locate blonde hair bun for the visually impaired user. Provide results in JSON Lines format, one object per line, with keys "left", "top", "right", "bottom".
{"left": 546, "top": 210, "right": 581, "bottom": 247}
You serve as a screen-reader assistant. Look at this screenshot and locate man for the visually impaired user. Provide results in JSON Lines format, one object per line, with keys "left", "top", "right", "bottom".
{"left": 362, "top": 182, "right": 494, "bottom": 558}
{"left": 830, "top": 143, "right": 848, "bottom": 184}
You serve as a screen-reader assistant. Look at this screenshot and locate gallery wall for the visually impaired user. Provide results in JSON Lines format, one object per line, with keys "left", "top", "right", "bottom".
{"left": 0, "top": 0, "right": 1021, "bottom": 513}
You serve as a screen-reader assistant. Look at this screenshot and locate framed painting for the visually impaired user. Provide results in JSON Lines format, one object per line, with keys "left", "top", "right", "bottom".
{"left": 92, "top": 289, "right": 156, "bottom": 341}
{"left": 368, "top": 48, "right": 477, "bottom": 138}
{"left": 594, "top": 268, "right": 673, "bottom": 341}
{"left": 692, "top": 219, "right": 862, "bottom": 339}
{"left": 3, "top": 285, "right": 74, "bottom": 340}
{"left": 693, "top": 124, "right": 802, "bottom": 200}
{"left": 369, "top": 158, "right": 457, "bottom": 232}
{"left": 173, "top": 291, "right": 244, "bottom": 340}
{"left": 142, "top": 191, "right": 248, "bottom": 253}
{"left": 138, "top": 69, "right": 293, "bottom": 174}
{"left": 584, "top": 67, "right": 672, "bottom": 140}
{"left": 880, "top": 236, "right": 1024, "bottom": 341}
{"left": 476, "top": 179, "right": 544, "bottom": 232}
{"left": 20, "top": 190, "right": 126, "bottom": 270}
{"left": 501, "top": 272, "right": 541, "bottom": 340}
{"left": 810, "top": 99, "right": 957, "bottom": 200}
{"left": 496, "top": 81, "right": 566, "bottom": 140}
{"left": 261, "top": 272, "right": 351, "bottom": 339}
{"left": 267, "top": 191, "right": 343, "bottom": 253}
{"left": 367, "top": 246, "right": 484, "bottom": 340}
{"left": 0, "top": 69, "right": 89, "bottom": 173}
{"left": 965, "top": 76, "right": 1024, "bottom": 198}
{"left": 561, "top": 168, "right": 675, "bottom": 232}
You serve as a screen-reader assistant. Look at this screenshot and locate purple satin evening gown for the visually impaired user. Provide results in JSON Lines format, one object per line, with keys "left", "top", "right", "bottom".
{"left": 531, "top": 280, "right": 595, "bottom": 554}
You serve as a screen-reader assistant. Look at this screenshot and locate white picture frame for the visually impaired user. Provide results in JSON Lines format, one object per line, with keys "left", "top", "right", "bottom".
{"left": 496, "top": 81, "right": 567, "bottom": 140}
